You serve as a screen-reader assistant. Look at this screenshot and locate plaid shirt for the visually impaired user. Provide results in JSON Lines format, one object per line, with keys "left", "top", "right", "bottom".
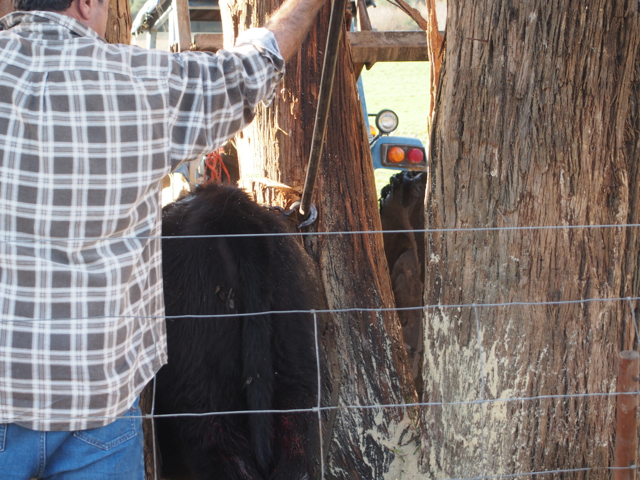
{"left": 0, "top": 11, "right": 284, "bottom": 431}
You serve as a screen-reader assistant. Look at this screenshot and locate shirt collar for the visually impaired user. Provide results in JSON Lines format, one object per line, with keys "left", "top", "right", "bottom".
{"left": 0, "top": 10, "right": 103, "bottom": 42}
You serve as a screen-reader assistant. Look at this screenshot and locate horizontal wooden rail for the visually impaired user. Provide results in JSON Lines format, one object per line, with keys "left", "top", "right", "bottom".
{"left": 192, "top": 30, "right": 437, "bottom": 61}
{"left": 347, "top": 30, "right": 430, "bottom": 63}
{"left": 189, "top": 9, "right": 221, "bottom": 22}
{"left": 192, "top": 33, "right": 224, "bottom": 51}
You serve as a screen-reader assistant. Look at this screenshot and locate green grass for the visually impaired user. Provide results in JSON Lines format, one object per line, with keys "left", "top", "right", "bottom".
{"left": 361, "top": 62, "right": 431, "bottom": 143}
{"left": 360, "top": 62, "right": 431, "bottom": 197}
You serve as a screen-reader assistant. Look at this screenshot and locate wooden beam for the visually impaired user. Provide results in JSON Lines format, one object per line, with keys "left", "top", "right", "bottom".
{"left": 173, "top": 0, "right": 192, "bottom": 52}
{"left": 192, "top": 33, "right": 224, "bottom": 52}
{"left": 189, "top": 8, "right": 221, "bottom": 22}
{"left": 347, "top": 31, "right": 429, "bottom": 63}
{"left": 193, "top": 30, "right": 432, "bottom": 60}
{"left": 356, "top": 0, "right": 372, "bottom": 32}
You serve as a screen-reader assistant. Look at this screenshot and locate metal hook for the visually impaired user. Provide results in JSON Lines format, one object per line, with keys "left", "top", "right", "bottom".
{"left": 269, "top": 202, "right": 317, "bottom": 229}
{"left": 287, "top": 201, "right": 318, "bottom": 229}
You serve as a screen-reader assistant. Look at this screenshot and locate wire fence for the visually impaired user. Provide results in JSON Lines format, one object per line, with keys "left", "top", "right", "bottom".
{"left": 0, "top": 221, "right": 638, "bottom": 243}
{"left": 0, "top": 222, "right": 638, "bottom": 479}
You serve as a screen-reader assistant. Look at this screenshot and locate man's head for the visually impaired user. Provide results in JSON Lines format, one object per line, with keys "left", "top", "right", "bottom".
{"left": 12, "top": 0, "right": 72, "bottom": 11}
{"left": 12, "top": 0, "right": 109, "bottom": 38}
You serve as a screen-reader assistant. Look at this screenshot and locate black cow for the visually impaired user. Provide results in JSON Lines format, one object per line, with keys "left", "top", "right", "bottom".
{"left": 155, "top": 183, "right": 320, "bottom": 480}
{"left": 379, "top": 171, "right": 427, "bottom": 397}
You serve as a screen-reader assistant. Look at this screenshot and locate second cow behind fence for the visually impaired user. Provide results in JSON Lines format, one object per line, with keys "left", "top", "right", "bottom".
{"left": 155, "top": 183, "right": 321, "bottom": 480}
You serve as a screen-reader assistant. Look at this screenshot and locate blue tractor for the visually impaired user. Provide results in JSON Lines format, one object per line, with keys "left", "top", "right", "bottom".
{"left": 357, "top": 76, "right": 427, "bottom": 173}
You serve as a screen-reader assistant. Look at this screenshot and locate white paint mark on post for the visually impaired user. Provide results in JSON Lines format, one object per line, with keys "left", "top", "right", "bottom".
{"left": 474, "top": 305, "right": 487, "bottom": 480}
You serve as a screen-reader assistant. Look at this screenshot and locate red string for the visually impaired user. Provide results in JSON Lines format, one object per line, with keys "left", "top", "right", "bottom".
{"left": 205, "top": 149, "right": 231, "bottom": 184}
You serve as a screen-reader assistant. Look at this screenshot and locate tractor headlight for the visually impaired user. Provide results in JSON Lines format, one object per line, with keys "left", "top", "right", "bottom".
{"left": 375, "top": 109, "right": 399, "bottom": 134}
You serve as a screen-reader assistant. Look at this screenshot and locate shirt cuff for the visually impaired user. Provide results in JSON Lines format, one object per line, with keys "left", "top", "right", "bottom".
{"left": 235, "top": 28, "right": 282, "bottom": 60}
{"left": 234, "top": 28, "right": 285, "bottom": 105}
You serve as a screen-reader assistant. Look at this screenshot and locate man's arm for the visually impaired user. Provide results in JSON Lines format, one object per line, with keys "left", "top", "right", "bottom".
{"left": 265, "top": 0, "right": 328, "bottom": 61}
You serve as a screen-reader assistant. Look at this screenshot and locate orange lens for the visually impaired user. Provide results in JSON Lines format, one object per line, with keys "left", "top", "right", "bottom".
{"left": 387, "top": 147, "right": 405, "bottom": 163}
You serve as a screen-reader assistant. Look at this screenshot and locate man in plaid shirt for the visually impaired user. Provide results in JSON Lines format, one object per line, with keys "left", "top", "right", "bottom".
{"left": 0, "top": 0, "right": 325, "bottom": 475}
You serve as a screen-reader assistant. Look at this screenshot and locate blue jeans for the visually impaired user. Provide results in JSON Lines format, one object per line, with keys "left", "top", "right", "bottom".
{"left": 0, "top": 399, "right": 144, "bottom": 480}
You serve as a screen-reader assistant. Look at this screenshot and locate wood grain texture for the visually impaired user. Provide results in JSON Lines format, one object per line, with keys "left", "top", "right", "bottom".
{"left": 104, "top": 0, "right": 131, "bottom": 45}
{"left": 420, "top": 0, "right": 640, "bottom": 478}
{"left": 174, "top": 0, "right": 192, "bottom": 51}
{"left": 193, "top": 32, "right": 224, "bottom": 51}
{"left": 614, "top": 351, "right": 639, "bottom": 480}
{"left": 347, "top": 31, "right": 429, "bottom": 63}
{"left": 221, "top": 0, "right": 420, "bottom": 477}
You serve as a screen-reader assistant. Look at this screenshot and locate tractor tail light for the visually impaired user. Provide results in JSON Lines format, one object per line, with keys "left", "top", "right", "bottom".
{"left": 380, "top": 144, "right": 427, "bottom": 169}
{"left": 407, "top": 148, "right": 425, "bottom": 164}
{"left": 387, "top": 147, "right": 405, "bottom": 163}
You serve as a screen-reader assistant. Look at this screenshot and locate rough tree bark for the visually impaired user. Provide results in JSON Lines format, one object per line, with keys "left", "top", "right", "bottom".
{"left": 104, "top": 0, "right": 131, "bottom": 45}
{"left": 420, "top": 1, "right": 640, "bottom": 478}
{"left": 220, "top": 0, "right": 420, "bottom": 478}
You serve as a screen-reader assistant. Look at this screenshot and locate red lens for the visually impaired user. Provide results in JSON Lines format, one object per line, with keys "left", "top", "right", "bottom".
{"left": 407, "top": 148, "right": 424, "bottom": 164}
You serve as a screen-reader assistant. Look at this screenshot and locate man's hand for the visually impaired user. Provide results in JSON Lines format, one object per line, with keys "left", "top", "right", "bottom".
{"left": 265, "top": 0, "right": 328, "bottom": 61}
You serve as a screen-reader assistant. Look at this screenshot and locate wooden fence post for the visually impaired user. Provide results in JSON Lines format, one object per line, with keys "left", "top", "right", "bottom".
{"left": 615, "top": 350, "right": 639, "bottom": 480}
{"left": 141, "top": 381, "right": 159, "bottom": 480}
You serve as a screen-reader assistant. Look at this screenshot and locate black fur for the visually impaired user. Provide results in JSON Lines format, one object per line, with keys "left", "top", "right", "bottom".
{"left": 155, "top": 183, "right": 319, "bottom": 480}
{"left": 379, "top": 171, "right": 427, "bottom": 396}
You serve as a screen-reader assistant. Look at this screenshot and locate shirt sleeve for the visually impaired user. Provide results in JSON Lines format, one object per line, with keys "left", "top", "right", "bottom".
{"left": 167, "top": 28, "right": 285, "bottom": 169}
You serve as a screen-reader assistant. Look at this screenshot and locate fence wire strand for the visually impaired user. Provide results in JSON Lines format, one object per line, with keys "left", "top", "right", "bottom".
{"left": 15, "top": 389, "right": 640, "bottom": 423}
{"left": 0, "top": 222, "right": 638, "bottom": 244}
{"left": 3, "top": 296, "right": 640, "bottom": 323}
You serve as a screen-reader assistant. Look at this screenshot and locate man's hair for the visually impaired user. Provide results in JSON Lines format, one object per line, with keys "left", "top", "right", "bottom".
{"left": 12, "top": 0, "right": 74, "bottom": 11}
